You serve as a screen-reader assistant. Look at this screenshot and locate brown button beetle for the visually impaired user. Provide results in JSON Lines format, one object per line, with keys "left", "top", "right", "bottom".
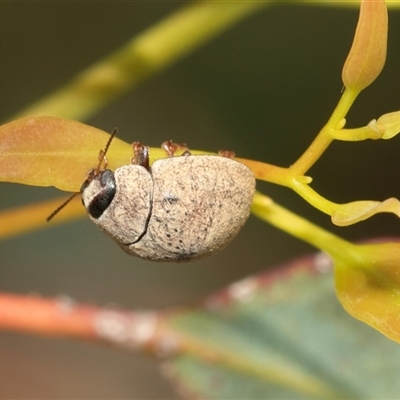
{"left": 78, "top": 130, "right": 255, "bottom": 262}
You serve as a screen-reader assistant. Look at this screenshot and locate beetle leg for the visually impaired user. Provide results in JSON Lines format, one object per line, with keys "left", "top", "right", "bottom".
{"left": 218, "top": 149, "right": 236, "bottom": 158}
{"left": 162, "top": 140, "right": 190, "bottom": 157}
{"left": 161, "top": 140, "right": 177, "bottom": 157}
{"left": 132, "top": 141, "right": 150, "bottom": 170}
{"left": 181, "top": 149, "right": 192, "bottom": 156}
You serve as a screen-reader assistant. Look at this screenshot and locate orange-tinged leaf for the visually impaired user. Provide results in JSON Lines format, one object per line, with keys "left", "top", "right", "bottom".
{"left": 335, "top": 241, "right": 400, "bottom": 344}
{"left": 0, "top": 116, "right": 132, "bottom": 192}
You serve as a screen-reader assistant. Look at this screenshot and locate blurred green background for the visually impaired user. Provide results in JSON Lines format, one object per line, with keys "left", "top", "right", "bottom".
{"left": 1, "top": 2, "right": 400, "bottom": 398}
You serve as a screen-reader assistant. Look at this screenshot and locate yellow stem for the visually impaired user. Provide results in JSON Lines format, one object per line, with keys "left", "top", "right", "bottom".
{"left": 8, "top": 1, "right": 268, "bottom": 122}
{"left": 251, "top": 192, "right": 357, "bottom": 262}
{"left": 291, "top": 88, "right": 360, "bottom": 175}
{"left": 0, "top": 196, "right": 84, "bottom": 241}
{"left": 288, "top": 181, "right": 338, "bottom": 216}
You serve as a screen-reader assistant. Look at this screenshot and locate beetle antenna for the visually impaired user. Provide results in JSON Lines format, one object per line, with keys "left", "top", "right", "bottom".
{"left": 104, "top": 127, "right": 118, "bottom": 158}
{"left": 47, "top": 128, "right": 118, "bottom": 222}
{"left": 95, "top": 128, "right": 118, "bottom": 175}
{"left": 46, "top": 192, "right": 80, "bottom": 222}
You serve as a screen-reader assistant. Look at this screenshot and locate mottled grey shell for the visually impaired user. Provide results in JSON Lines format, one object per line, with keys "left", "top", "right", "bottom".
{"left": 83, "top": 155, "right": 255, "bottom": 262}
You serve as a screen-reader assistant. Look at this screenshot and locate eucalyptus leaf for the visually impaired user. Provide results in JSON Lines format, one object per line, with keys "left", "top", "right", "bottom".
{"left": 162, "top": 254, "right": 400, "bottom": 399}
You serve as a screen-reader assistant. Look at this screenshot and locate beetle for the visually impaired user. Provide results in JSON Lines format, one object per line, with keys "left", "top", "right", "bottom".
{"left": 50, "top": 130, "right": 256, "bottom": 262}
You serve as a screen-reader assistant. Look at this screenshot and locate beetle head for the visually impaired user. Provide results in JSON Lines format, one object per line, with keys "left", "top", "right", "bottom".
{"left": 47, "top": 128, "right": 118, "bottom": 222}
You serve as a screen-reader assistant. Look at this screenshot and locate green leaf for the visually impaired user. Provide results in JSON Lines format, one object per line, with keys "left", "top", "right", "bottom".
{"left": 162, "top": 254, "right": 400, "bottom": 399}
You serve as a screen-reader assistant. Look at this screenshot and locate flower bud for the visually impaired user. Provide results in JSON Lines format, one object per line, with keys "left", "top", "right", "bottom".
{"left": 342, "top": 0, "right": 387, "bottom": 92}
{"left": 376, "top": 111, "right": 400, "bottom": 139}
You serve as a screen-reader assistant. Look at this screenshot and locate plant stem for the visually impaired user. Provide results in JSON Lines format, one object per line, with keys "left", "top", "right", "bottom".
{"left": 251, "top": 192, "right": 357, "bottom": 262}
{"left": 291, "top": 88, "right": 359, "bottom": 175}
{"left": 8, "top": 1, "right": 268, "bottom": 123}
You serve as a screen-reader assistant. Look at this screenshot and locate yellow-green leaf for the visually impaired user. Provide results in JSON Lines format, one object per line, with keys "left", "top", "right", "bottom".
{"left": 331, "top": 198, "right": 400, "bottom": 226}
{"left": 335, "top": 241, "right": 400, "bottom": 344}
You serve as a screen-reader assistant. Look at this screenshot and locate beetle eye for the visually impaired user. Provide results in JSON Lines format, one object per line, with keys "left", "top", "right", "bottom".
{"left": 87, "top": 170, "right": 117, "bottom": 219}
{"left": 100, "top": 169, "right": 114, "bottom": 186}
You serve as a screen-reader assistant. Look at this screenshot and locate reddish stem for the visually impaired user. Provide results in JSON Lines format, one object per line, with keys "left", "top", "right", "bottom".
{"left": 0, "top": 292, "right": 182, "bottom": 357}
{"left": 0, "top": 293, "right": 98, "bottom": 339}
